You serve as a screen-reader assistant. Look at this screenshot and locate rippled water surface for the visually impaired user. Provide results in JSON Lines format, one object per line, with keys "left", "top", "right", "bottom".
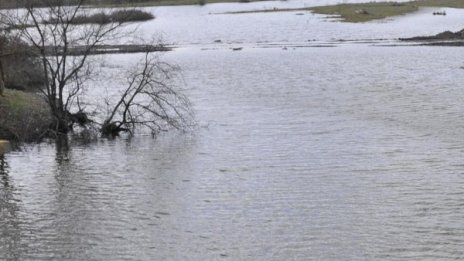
{"left": 2, "top": 1, "right": 464, "bottom": 260}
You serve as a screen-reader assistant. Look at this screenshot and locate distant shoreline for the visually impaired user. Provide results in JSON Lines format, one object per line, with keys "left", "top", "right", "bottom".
{"left": 222, "top": 0, "right": 464, "bottom": 23}
{"left": 399, "top": 29, "right": 464, "bottom": 46}
{"left": 44, "top": 44, "right": 171, "bottom": 56}
{"left": 0, "top": 0, "right": 270, "bottom": 9}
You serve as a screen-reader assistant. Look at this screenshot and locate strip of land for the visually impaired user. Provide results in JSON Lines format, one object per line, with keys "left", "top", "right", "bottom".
{"left": 45, "top": 44, "right": 171, "bottom": 56}
{"left": 0, "top": 0, "right": 268, "bottom": 9}
{"left": 89, "top": 0, "right": 268, "bottom": 7}
{"left": 398, "top": 28, "right": 464, "bottom": 46}
{"left": 224, "top": 0, "right": 464, "bottom": 23}
{"left": 310, "top": 0, "right": 464, "bottom": 22}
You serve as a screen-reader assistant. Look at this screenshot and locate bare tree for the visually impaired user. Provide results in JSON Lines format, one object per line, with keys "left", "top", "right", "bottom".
{"left": 3, "top": 0, "right": 193, "bottom": 137}
{"left": 101, "top": 52, "right": 193, "bottom": 136}
{"left": 16, "top": 0, "right": 127, "bottom": 133}
{"left": 0, "top": 15, "right": 11, "bottom": 96}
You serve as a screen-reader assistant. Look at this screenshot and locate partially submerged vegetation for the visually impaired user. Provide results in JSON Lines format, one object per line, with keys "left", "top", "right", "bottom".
{"left": 0, "top": 0, "right": 193, "bottom": 144}
{"left": 401, "top": 28, "right": 464, "bottom": 41}
{"left": 399, "top": 28, "right": 464, "bottom": 46}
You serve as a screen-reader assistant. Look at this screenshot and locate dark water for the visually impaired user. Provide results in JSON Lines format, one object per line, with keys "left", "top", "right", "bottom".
{"left": 1, "top": 45, "right": 464, "bottom": 260}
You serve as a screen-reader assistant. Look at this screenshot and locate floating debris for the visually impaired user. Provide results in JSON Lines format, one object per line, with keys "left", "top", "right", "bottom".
{"left": 433, "top": 11, "right": 446, "bottom": 16}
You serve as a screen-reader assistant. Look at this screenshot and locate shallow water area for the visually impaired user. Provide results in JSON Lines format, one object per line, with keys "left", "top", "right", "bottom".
{"left": 2, "top": 0, "right": 464, "bottom": 260}
{"left": 131, "top": 0, "right": 464, "bottom": 48}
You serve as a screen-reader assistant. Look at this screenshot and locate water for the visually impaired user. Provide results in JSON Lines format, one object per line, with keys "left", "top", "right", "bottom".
{"left": 2, "top": 1, "right": 464, "bottom": 260}
{"left": 134, "top": 1, "right": 464, "bottom": 47}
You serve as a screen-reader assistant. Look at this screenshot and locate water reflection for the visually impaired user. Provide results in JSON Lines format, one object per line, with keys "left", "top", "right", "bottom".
{"left": 55, "top": 135, "right": 71, "bottom": 164}
{"left": 1, "top": 156, "right": 10, "bottom": 186}
{"left": 0, "top": 156, "right": 22, "bottom": 260}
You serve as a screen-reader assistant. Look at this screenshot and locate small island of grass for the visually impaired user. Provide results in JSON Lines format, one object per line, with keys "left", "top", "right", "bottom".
{"left": 309, "top": 2, "right": 418, "bottom": 23}
{"left": 224, "top": 0, "right": 464, "bottom": 23}
{"left": 310, "top": 0, "right": 464, "bottom": 23}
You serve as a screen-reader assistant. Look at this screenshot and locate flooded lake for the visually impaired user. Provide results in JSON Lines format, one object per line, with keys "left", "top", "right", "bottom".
{"left": 2, "top": 0, "right": 464, "bottom": 260}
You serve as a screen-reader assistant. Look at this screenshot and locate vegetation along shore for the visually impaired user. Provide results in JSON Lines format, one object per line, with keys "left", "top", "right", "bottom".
{"left": 0, "top": 0, "right": 192, "bottom": 144}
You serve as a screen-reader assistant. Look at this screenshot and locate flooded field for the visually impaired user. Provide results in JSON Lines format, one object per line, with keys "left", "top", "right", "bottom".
{"left": 1, "top": 0, "right": 464, "bottom": 260}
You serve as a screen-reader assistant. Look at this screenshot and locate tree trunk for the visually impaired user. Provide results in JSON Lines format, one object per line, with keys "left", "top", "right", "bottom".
{"left": 0, "top": 59, "right": 5, "bottom": 96}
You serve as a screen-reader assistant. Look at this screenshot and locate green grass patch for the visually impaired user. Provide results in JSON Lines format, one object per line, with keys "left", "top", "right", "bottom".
{"left": 415, "top": 0, "right": 464, "bottom": 8}
{"left": 224, "top": 2, "right": 418, "bottom": 21}
{"left": 0, "top": 89, "right": 41, "bottom": 112}
{"left": 310, "top": 2, "right": 418, "bottom": 23}
{"left": 0, "top": 89, "right": 52, "bottom": 142}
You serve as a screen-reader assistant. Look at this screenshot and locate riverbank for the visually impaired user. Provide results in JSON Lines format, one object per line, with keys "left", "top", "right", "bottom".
{"left": 0, "top": 89, "right": 52, "bottom": 142}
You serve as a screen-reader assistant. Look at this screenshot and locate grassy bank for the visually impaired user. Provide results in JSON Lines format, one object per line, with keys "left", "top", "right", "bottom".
{"left": 0, "top": 89, "right": 52, "bottom": 142}
{"left": 310, "top": 0, "right": 464, "bottom": 23}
